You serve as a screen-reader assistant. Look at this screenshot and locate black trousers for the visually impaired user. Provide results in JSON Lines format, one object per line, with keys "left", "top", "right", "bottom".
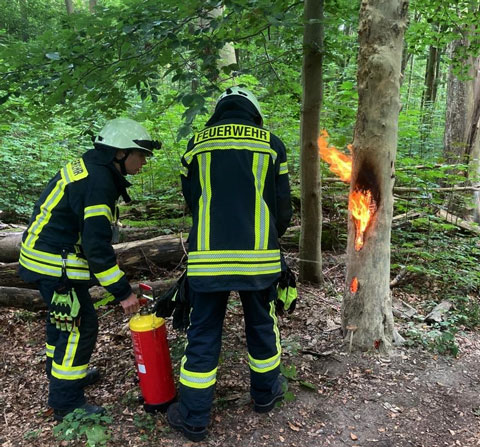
{"left": 178, "top": 284, "right": 282, "bottom": 427}
{"left": 38, "top": 279, "right": 98, "bottom": 410}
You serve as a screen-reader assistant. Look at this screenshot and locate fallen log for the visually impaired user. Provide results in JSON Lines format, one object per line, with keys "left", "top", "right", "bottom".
{"left": 0, "top": 228, "right": 300, "bottom": 288}
{"left": 0, "top": 227, "right": 176, "bottom": 263}
{"left": 435, "top": 209, "right": 480, "bottom": 235}
{"left": 0, "top": 278, "right": 177, "bottom": 311}
{"left": 0, "top": 234, "right": 187, "bottom": 288}
{"left": 0, "top": 232, "right": 23, "bottom": 263}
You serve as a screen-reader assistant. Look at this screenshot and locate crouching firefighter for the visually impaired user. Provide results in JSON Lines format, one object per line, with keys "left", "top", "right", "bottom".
{"left": 166, "top": 87, "right": 293, "bottom": 442}
{"left": 18, "top": 118, "right": 161, "bottom": 422}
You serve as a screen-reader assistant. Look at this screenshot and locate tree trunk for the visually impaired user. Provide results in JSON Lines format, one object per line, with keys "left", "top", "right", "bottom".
{"left": 299, "top": 0, "right": 324, "bottom": 284}
{"left": 88, "top": 0, "right": 97, "bottom": 13}
{"left": 65, "top": 0, "right": 74, "bottom": 15}
{"left": 0, "top": 279, "right": 176, "bottom": 311}
{"left": 342, "top": 0, "right": 408, "bottom": 354}
{"left": 444, "top": 38, "right": 480, "bottom": 221}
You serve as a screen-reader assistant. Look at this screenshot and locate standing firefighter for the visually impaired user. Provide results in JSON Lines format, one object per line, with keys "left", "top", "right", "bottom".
{"left": 167, "top": 87, "right": 293, "bottom": 442}
{"left": 18, "top": 118, "right": 161, "bottom": 421}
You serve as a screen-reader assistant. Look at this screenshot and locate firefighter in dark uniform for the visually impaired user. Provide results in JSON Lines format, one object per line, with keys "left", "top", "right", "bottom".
{"left": 167, "top": 87, "right": 292, "bottom": 442}
{"left": 18, "top": 118, "right": 160, "bottom": 421}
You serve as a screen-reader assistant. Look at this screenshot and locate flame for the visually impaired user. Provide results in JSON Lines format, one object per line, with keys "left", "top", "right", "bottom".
{"left": 349, "top": 189, "right": 377, "bottom": 251}
{"left": 318, "top": 130, "right": 352, "bottom": 183}
{"left": 350, "top": 277, "right": 359, "bottom": 293}
{"left": 318, "top": 129, "right": 377, "bottom": 251}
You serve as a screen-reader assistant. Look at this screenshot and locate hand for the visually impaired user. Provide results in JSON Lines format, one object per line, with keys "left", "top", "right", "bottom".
{"left": 120, "top": 292, "right": 140, "bottom": 315}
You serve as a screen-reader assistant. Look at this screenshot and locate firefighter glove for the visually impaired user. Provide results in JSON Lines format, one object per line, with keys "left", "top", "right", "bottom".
{"left": 276, "top": 265, "right": 297, "bottom": 315}
{"left": 50, "top": 287, "right": 81, "bottom": 332}
{"left": 154, "top": 271, "right": 190, "bottom": 331}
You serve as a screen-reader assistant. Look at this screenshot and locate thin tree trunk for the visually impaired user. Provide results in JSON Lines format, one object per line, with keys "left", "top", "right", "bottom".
{"left": 89, "top": 0, "right": 97, "bottom": 13}
{"left": 342, "top": 0, "right": 408, "bottom": 354}
{"left": 65, "top": 0, "right": 74, "bottom": 15}
{"left": 299, "top": 0, "right": 324, "bottom": 284}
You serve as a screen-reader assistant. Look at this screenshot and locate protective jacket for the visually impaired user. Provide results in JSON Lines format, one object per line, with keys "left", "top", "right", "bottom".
{"left": 19, "top": 148, "right": 132, "bottom": 301}
{"left": 180, "top": 97, "right": 292, "bottom": 292}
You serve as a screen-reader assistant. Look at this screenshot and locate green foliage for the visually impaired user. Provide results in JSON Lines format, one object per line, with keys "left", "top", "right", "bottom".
{"left": 53, "top": 409, "right": 113, "bottom": 447}
{"left": 404, "top": 321, "right": 460, "bottom": 357}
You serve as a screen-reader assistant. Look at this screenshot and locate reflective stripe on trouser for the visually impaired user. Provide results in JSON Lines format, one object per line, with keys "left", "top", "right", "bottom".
{"left": 179, "top": 285, "right": 281, "bottom": 427}
{"left": 240, "top": 286, "right": 282, "bottom": 405}
{"left": 38, "top": 279, "right": 99, "bottom": 410}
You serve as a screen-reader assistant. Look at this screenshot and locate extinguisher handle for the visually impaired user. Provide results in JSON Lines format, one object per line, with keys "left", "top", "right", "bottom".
{"left": 138, "top": 283, "right": 154, "bottom": 311}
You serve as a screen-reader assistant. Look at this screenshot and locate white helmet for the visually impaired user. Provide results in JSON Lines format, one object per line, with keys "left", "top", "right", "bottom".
{"left": 94, "top": 118, "right": 161, "bottom": 155}
{"left": 216, "top": 86, "right": 263, "bottom": 121}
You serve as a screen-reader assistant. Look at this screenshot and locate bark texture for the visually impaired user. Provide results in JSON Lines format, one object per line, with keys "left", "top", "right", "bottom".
{"left": 342, "top": 0, "right": 408, "bottom": 354}
{"left": 299, "top": 0, "right": 324, "bottom": 284}
{"left": 444, "top": 41, "right": 480, "bottom": 221}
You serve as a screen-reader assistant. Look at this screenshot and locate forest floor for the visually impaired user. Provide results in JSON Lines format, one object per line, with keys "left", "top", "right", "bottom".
{"left": 1, "top": 252, "right": 480, "bottom": 447}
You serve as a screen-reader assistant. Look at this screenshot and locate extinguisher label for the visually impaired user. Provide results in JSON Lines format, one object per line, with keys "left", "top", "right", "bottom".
{"left": 138, "top": 364, "right": 146, "bottom": 374}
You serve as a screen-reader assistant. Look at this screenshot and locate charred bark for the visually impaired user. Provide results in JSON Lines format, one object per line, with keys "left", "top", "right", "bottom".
{"left": 342, "top": 0, "right": 408, "bottom": 354}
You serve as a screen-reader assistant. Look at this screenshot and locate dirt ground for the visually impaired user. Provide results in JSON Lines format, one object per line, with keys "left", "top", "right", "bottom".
{"left": 1, "top": 260, "right": 480, "bottom": 447}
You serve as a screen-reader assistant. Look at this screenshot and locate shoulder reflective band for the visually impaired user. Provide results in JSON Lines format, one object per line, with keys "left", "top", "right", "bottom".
{"left": 279, "top": 161, "right": 288, "bottom": 175}
{"left": 84, "top": 204, "right": 113, "bottom": 222}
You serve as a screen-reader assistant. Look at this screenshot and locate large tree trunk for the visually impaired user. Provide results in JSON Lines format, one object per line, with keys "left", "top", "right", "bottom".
{"left": 299, "top": 0, "right": 324, "bottom": 284}
{"left": 342, "top": 0, "right": 408, "bottom": 354}
{"left": 444, "top": 39, "right": 480, "bottom": 221}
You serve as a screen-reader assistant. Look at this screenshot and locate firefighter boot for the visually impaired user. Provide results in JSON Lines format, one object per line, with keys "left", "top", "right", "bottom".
{"left": 83, "top": 367, "right": 101, "bottom": 387}
{"left": 53, "top": 403, "right": 106, "bottom": 422}
{"left": 253, "top": 376, "right": 287, "bottom": 413}
{"left": 167, "top": 402, "right": 207, "bottom": 442}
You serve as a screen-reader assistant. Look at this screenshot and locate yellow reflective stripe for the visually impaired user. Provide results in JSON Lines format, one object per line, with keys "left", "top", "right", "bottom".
{"left": 179, "top": 166, "right": 188, "bottom": 177}
{"left": 252, "top": 153, "right": 270, "bottom": 250}
{"left": 194, "top": 124, "right": 270, "bottom": 144}
{"left": 64, "top": 158, "right": 88, "bottom": 182}
{"left": 248, "top": 352, "right": 281, "bottom": 373}
{"left": 51, "top": 362, "right": 88, "bottom": 380}
{"left": 185, "top": 141, "right": 276, "bottom": 165}
{"left": 179, "top": 359, "right": 217, "bottom": 389}
{"left": 197, "top": 152, "right": 211, "bottom": 251}
{"left": 188, "top": 249, "right": 280, "bottom": 262}
{"left": 94, "top": 264, "right": 124, "bottom": 287}
{"left": 279, "top": 161, "right": 288, "bottom": 175}
{"left": 84, "top": 204, "right": 113, "bottom": 222}
{"left": 51, "top": 328, "right": 88, "bottom": 380}
{"left": 248, "top": 302, "right": 281, "bottom": 373}
{"left": 19, "top": 253, "right": 91, "bottom": 280}
{"left": 46, "top": 343, "right": 55, "bottom": 358}
{"left": 271, "top": 300, "right": 282, "bottom": 359}
{"left": 24, "top": 177, "right": 67, "bottom": 248}
{"left": 187, "top": 262, "right": 281, "bottom": 276}
{"left": 63, "top": 328, "right": 80, "bottom": 368}
{"left": 20, "top": 243, "right": 89, "bottom": 268}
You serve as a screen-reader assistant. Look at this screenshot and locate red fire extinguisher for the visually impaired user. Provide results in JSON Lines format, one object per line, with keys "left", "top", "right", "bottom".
{"left": 129, "top": 283, "right": 176, "bottom": 413}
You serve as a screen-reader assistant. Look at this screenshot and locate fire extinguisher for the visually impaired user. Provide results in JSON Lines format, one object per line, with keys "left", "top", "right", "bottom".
{"left": 129, "top": 283, "right": 176, "bottom": 413}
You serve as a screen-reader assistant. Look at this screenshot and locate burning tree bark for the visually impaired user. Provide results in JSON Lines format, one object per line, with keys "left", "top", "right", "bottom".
{"left": 342, "top": 0, "right": 408, "bottom": 354}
